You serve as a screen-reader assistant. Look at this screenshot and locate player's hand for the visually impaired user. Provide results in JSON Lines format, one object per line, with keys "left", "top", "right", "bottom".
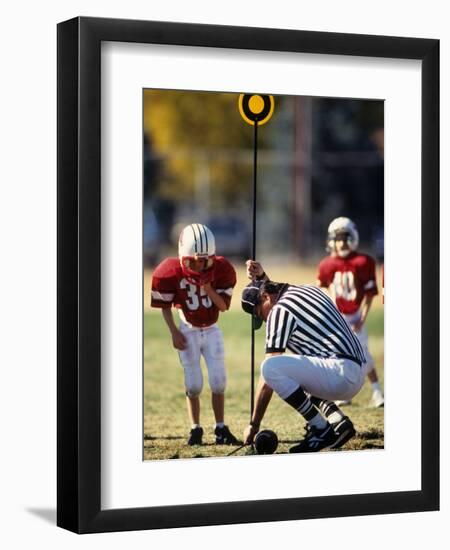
{"left": 243, "top": 424, "right": 258, "bottom": 445}
{"left": 246, "top": 260, "right": 264, "bottom": 280}
{"left": 190, "top": 268, "right": 214, "bottom": 286}
{"left": 171, "top": 329, "right": 187, "bottom": 350}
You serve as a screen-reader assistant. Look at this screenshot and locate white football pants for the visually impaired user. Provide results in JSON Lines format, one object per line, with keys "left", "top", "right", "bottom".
{"left": 178, "top": 321, "right": 227, "bottom": 397}
{"left": 261, "top": 354, "right": 367, "bottom": 402}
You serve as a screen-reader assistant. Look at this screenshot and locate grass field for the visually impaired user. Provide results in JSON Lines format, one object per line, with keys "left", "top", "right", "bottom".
{"left": 143, "top": 263, "right": 384, "bottom": 461}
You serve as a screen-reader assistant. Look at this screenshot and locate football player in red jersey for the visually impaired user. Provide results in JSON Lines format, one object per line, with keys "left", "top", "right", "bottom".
{"left": 151, "top": 223, "right": 239, "bottom": 446}
{"left": 317, "top": 217, "right": 384, "bottom": 408}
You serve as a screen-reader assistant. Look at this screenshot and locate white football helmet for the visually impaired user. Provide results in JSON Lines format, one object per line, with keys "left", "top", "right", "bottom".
{"left": 178, "top": 223, "right": 216, "bottom": 280}
{"left": 327, "top": 217, "right": 359, "bottom": 257}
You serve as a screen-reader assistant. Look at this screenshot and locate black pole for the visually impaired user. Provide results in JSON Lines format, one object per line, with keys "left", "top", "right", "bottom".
{"left": 250, "top": 119, "right": 258, "bottom": 420}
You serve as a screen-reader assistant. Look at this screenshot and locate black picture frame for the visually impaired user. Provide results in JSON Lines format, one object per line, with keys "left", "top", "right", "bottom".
{"left": 57, "top": 16, "right": 439, "bottom": 534}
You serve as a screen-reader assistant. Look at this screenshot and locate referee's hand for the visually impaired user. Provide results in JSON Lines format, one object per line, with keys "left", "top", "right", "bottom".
{"left": 246, "top": 260, "right": 264, "bottom": 280}
{"left": 243, "top": 424, "right": 258, "bottom": 445}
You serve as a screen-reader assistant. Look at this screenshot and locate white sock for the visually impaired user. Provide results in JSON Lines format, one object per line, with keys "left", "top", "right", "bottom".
{"left": 215, "top": 422, "right": 225, "bottom": 429}
{"left": 328, "top": 411, "right": 344, "bottom": 424}
{"left": 191, "top": 424, "right": 201, "bottom": 429}
{"left": 371, "top": 382, "right": 381, "bottom": 393}
{"left": 308, "top": 413, "right": 327, "bottom": 430}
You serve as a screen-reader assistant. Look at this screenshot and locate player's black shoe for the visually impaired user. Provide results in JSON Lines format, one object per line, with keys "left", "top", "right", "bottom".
{"left": 289, "top": 423, "right": 339, "bottom": 453}
{"left": 187, "top": 427, "right": 203, "bottom": 446}
{"left": 330, "top": 416, "right": 356, "bottom": 449}
{"left": 215, "top": 425, "right": 239, "bottom": 445}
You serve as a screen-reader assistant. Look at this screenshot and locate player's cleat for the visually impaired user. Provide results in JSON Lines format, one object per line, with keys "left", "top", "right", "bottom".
{"left": 330, "top": 416, "right": 356, "bottom": 449}
{"left": 215, "top": 425, "right": 239, "bottom": 445}
{"left": 334, "top": 399, "right": 352, "bottom": 406}
{"left": 187, "top": 426, "right": 203, "bottom": 446}
{"left": 369, "top": 389, "right": 384, "bottom": 408}
{"left": 289, "top": 423, "right": 339, "bottom": 453}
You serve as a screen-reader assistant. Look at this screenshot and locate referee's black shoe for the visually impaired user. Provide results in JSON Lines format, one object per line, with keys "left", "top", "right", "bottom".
{"left": 289, "top": 423, "right": 339, "bottom": 453}
{"left": 330, "top": 416, "right": 356, "bottom": 449}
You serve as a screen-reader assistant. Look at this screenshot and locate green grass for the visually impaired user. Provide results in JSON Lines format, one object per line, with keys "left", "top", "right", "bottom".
{"left": 143, "top": 306, "right": 384, "bottom": 461}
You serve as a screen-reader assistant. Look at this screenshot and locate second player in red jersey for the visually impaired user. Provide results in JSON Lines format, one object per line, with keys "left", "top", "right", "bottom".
{"left": 151, "top": 223, "right": 239, "bottom": 447}
{"left": 317, "top": 217, "right": 384, "bottom": 408}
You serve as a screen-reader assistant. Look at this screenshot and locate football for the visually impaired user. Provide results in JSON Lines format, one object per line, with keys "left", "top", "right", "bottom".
{"left": 254, "top": 429, "right": 278, "bottom": 455}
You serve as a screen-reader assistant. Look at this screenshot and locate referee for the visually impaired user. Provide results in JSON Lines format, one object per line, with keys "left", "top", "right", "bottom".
{"left": 242, "top": 263, "right": 367, "bottom": 453}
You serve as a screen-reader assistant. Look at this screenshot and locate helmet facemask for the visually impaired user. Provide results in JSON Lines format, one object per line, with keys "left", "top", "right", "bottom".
{"left": 332, "top": 231, "right": 355, "bottom": 258}
{"left": 180, "top": 255, "right": 215, "bottom": 285}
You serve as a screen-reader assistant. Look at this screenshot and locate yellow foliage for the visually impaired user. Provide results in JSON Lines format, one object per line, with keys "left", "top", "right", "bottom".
{"left": 143, "top": 90, "right": 272, "bottom": 201}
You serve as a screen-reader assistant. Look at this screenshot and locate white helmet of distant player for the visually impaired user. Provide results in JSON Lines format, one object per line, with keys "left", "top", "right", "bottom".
{"left": 327, "top": 217, "right": 359, "bottom": 257}
{"left": 178, "top": 223, "right": 216, "bottom": 279}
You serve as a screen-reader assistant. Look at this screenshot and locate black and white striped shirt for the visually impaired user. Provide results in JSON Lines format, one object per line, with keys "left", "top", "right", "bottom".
{"left": 265, "top": 284, "right": 366, "bottom": 365}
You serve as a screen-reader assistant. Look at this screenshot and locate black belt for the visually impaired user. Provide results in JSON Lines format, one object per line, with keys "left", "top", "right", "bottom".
{"left": 335, "top": 354, "right": 362, "bottom": 367}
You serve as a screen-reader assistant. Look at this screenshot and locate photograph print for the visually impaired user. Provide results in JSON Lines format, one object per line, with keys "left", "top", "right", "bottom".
{"left": 143, "top": 88, "right": 384, "bottom": 461}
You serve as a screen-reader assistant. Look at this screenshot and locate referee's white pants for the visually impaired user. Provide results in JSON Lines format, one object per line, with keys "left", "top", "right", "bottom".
{"left": 261, "top": 355, "right": 367, "bottom": 402}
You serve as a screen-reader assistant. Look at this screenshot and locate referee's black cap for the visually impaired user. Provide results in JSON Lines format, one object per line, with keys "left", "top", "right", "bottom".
{"left": 241, "top": 280, "right": 264, "bottom": 330}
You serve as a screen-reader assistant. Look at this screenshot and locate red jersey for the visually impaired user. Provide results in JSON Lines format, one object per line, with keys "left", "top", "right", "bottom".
{"left": 151, "top": 256, "right": 236, "bottom": 327}
{"left": 317, "top": 252, "right": 378, "bottom": 315}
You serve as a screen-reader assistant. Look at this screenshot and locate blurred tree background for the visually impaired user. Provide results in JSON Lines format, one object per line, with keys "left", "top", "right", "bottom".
{"left": 143, "top": 89, "right": 383, "bottom": 266}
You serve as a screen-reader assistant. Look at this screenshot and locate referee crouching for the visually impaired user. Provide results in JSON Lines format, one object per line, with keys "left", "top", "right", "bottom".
{"left": 242, "top": 269, "right": 368, "bottom": 453}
